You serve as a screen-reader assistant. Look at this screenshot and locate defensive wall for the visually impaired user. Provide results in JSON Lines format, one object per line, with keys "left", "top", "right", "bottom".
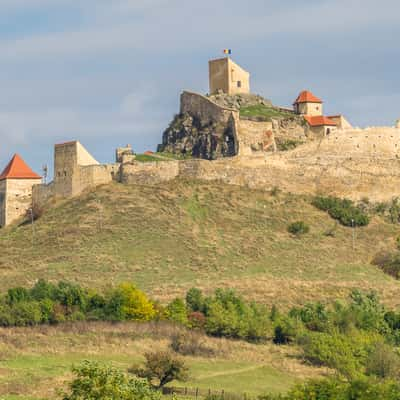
{"left": 31, "top": 125, "right": 400, "bottom": 215}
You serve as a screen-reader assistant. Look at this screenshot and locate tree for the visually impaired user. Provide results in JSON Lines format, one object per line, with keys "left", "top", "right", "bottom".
{"left": 132, "top": 351, "right": 189, "bottom": 389}
{"left": 107, "top": 283, "right": 156, "bottom": 321}
{"left": 62, "top": 361, "right": 160, "bottom": 400}
{"left": 166, "top": 298, "right": 188, "bottom": 325}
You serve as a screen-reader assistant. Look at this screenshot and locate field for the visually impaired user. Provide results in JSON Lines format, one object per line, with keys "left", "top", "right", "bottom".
{"left": 0, "top": 179, "right": 400, "bottom": 308}
{"left": 0, "top": 322, "right": 328, "bottom": 399}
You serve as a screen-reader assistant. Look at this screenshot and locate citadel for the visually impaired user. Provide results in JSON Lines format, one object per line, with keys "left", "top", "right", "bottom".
{"left": 1, "top": 56, "right": 400, "bottom": 227}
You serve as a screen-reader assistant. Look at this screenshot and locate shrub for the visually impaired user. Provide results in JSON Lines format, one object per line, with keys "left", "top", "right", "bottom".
{"left": 366, "top": 342, "right": 400, "bottom": 379}
{"left": 273, "top": 317, "right": 304, "bottom": 345}
{"left": 372, "top": 251, "right": 400, "bottom": 280}
{"left": 299, "top": 331, "right": 364, "bottom": 379}
{"left": 62, "top": 361, "right": 160, "bottom": 400}
{"left": 312, "top": 196, "right": 369, "bottom": 227}
{"left": 287, "top": 221, "right": 309, "bottom": 236}
{"left": 170, "top": 331, "right": 215, "bottom": 357}
{"left": 131, "top": 351, "right": 189, "bottom": 389}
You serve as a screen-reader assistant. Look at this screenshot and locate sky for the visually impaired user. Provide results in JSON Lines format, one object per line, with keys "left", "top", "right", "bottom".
{"left": 0, "top": 0, "right": 399, "bottom": 175}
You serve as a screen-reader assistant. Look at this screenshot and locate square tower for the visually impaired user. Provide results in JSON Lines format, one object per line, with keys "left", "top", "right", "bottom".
{"left": 209, "top": 57, "right": 250, "bottom": 95}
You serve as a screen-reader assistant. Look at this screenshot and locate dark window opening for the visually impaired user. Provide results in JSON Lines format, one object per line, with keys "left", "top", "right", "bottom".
{"left": 237, "top": 81, "right": 242, "bottom": 88}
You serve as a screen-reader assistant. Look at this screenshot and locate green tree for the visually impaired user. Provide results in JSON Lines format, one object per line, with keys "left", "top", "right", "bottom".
{"left": 62, "top": 361, "right": 160, "bottom": 400}
{"left": 166, "top": 298, "right": 188, "bottom": 325}
{"left": 132, "top": 351, "right": 189, "bottom": 389}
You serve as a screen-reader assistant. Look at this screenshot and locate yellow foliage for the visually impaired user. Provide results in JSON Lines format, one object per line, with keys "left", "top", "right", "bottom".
{"left": 118, "top": 283, "right": 156, "bottom": 321}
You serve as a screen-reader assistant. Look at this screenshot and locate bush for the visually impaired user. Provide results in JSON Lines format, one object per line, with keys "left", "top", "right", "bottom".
{"left": 372, "top": 251, "right": 400, "bottom": 280}
{"left": 62, "top": 361, "right": 160, "bottom": 400}
{"left": 312, "top": 196, "right": 370, "bottom": 227}
{"left": 131, "top": 351, "right": 189, "bottom": 389}
{"left": 299, "top": 331, "right": 364, "bottom": 379}
{"left": 366, "top": 342, "right": 400, "bottom": 379}
{"left": 287, "top": 221, "right": 309, "bottom": 236}
{"left": 170, "top": 331, "right": 215, "bottom": 357}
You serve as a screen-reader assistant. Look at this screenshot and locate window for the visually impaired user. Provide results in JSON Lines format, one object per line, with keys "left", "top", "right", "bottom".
{"left": 237, "top": 81, "right": 242, "bottom": 88}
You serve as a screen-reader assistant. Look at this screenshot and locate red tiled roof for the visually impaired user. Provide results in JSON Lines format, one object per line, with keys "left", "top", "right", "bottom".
{"left": 304, "top": 115, "right": 337, "bottom": 127}
{"left": 294, "top": 90, "right": 323, "bottom": 105}
{"left": 0, "top": 154, "right": 42, "bottom": 181}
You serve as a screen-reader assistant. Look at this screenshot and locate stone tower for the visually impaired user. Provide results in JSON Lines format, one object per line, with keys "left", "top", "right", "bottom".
{"left": 0, "top": 154, "right": 42, "bottom": 227}
{"left": 209, "top": 57, "right": 250, "bottom": 95}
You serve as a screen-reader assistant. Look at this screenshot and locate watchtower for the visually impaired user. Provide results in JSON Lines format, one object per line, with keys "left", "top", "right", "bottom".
{"left": 209, "top": 57, "right": 250, "bottom": 95}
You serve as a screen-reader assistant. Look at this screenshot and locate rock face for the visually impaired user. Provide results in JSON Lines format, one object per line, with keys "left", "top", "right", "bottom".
{"left": 158, "top": 113, "right": 237, "bottom": 160}
{"left": 158, "top": 91, "right": 239, "bottom": 160}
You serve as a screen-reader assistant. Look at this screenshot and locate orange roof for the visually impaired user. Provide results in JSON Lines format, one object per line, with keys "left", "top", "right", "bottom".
{"left": 294, "top": 90, "right": 323, "bottom": 105}
{"left": 0, "top": 154, "right": 42, "bottom": 181}
{"left": 304, "top": 115, "right": 337, "bottom": 127}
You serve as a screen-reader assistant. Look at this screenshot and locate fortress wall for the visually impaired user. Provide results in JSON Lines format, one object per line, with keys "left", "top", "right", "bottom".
{"left": 180, "top": 91, "right": 239, "bottom": 125}
{"left": 77, "top": 164, "right": 119, "bottom": 194}
{"left": 120, "top": 161, "right": 180, "bottom": 185}
{"left": 32, "top": 182, "right": 55, "bottom": 209}
{"left": 238, "top": 120, "right": 274, "bottom": 155}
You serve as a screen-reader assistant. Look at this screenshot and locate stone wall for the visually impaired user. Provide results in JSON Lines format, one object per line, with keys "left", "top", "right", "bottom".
{"left": 121, "top": 161, "right": 180, "bottom": 185}
{"left": 180, "top": 91, "right": 239, "bottom": 126}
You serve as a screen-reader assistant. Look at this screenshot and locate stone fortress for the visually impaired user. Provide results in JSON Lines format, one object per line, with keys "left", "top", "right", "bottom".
{"left": 1, "top": 56, "right": 400, "bottom": 227}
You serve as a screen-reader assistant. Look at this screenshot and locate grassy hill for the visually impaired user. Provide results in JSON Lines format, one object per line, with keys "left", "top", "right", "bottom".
{"left": 1, "top": 179, "right": 400, "bottom": 308}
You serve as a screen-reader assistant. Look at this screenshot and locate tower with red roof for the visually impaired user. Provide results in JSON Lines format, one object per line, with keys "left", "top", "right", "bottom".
{"left": 0, "top": 154, "right": 42, "bottom": 227}
{"left": 293, "top": 90, "right": 323, "bottom": 116}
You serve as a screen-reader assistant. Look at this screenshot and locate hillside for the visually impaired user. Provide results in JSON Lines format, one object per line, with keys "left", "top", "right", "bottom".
{"left": 1, "top": 179, "right": 400, "bottom": 308}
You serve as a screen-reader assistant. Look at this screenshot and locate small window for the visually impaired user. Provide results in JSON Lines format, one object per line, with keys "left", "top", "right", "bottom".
{"left": 64, "top": 171, "right": 67, "bottom": 177}
{"left": 237, "top": 81, "right": 242, "bottom": 88}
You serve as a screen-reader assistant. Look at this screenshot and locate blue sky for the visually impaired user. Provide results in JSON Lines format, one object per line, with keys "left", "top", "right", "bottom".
{"left": 0, "top": 0, "right": 399, "bottom": 175}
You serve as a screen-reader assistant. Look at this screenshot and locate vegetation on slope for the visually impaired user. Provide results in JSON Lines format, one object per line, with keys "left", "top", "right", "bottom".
{"left": 240, "top": 104, "right": 294, "bottom": 121}
{"left": 1, "top": 180, "right": 400, "bottom": 307}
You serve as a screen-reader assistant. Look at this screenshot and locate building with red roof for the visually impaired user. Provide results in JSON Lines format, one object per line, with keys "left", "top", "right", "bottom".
{"left": 0, "top": 154, "right": 42, "bottom": 227}
{"left": 293, "top": 90, "right": 323, "bottom": 116}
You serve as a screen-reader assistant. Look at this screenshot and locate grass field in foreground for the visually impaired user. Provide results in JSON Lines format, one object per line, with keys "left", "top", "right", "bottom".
{"left": 0, "top": 322, "right": 327, "bottom": 399}
{"left": 0, "top": 180, "right": 400, "bottom": 308}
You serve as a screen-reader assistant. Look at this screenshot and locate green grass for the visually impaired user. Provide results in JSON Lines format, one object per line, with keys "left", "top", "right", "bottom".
{"left": 0, "top": 180, "right": 400, "bottom": 308}
{"left": 0, "top": 323, "right": 324, "bottom": 399}
{"left": 240, "top": 105, "right": 294, "bottom": 121}
{"left": 135, "top": 152, "right": 193, "bottom": 162}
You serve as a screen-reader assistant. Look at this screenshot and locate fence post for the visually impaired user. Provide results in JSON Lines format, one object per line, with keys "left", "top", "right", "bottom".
{"left": 196, "top": 388, "right": 199, "bottom": 399}
{"left": 222, "top": 389, "right": 225, "bottom": 399}
{"left": 185, "top": 387, "right": 188, "bottom": 395}
{"left": 208, "top": 388, "right": 211, "bottom": 397}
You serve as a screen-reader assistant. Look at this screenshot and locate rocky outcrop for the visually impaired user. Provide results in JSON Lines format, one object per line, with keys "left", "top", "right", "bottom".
{"left": 158, "top": 91, "right": 239, "bottom": 160}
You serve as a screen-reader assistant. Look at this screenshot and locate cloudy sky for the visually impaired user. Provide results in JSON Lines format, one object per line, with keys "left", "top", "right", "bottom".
{"left": 0, "top": 0, "right": 399, "bottom": 174}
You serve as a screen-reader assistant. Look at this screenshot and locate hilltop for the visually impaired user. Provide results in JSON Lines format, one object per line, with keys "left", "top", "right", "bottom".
{"left": 1, "top": 179, "right": 400, "bottom": 308}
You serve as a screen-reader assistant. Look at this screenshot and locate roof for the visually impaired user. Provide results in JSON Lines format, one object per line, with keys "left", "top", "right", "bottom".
{"left": 304, "top": 115, "right": 337, "bottom": 127}
{"left": 0, "top": 154, "right": 42, "bottom": 181}
{"left": 294, "top": 90, "right": 323, "bottom": 105}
